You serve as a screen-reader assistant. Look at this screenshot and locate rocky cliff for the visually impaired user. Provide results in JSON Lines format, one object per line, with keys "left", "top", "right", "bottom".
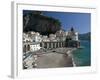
{"left": 23, "top": 11, "right": 61, "bottom": 36}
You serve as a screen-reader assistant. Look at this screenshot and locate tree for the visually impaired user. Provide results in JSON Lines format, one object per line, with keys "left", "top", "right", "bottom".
{"left": 23, "top": 11, "right": 61, "bottom": 35}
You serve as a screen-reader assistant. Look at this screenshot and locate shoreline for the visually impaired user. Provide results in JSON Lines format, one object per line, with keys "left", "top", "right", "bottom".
{"left": 23, "top": 47, "right": 77, "bottom": 69}
{"left": 66, "top": 49, "right": 76, "bottom": 67}
{"left": 64, "top": 48, "right": 77, "bottom": 67}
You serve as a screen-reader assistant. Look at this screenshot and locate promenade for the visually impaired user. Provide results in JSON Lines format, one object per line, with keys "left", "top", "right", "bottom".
{"left": 23, "top": 48, "right": 76, "bottom": 69}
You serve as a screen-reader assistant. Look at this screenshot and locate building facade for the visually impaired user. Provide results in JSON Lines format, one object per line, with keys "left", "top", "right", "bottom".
{"left": 23, "top": 32, "right": 42, "bottom": 53}
{"left": 23, "top": 27, "right": 80, "bottom": 53}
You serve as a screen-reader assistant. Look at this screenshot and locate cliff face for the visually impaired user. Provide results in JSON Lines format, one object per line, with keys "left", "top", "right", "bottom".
{"left": 23, "top": 11, "right": 61, "bottom": 36}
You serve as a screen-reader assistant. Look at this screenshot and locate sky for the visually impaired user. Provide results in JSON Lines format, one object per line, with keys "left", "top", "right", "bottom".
{"left": 43, "top": 11, "right": 91, "bottom": 34}
{"left": 23, "top": 10, "right": 91, "bottom": 34}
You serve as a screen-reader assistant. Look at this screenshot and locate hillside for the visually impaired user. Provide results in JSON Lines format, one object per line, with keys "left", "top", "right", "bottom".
{"left": 79, "top": 32, "right": 91, "bottom": 40}
{"left": 23, "top": 11, "right": 61, "bottom": 36}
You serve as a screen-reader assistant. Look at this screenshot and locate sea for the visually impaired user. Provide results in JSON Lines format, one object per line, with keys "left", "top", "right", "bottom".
{"left": 72, "top": 40, "right": 91, "bottom": 66}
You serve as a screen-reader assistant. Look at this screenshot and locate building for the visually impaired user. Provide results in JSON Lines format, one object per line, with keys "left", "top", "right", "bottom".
{"left": 67, "top": 27, "right": 79, "bottom": 41}
{"left": 23, "top": 27, "right": 80, "bottom": 69}
{"left": 49, "top": 34, "right": 56, "bottom": 41}
{"left": 42, "top": 35, "right": 50, "bottom": 42}
{"left": 30, "top": 42, "right": 41, "bottom": 52}
{"left": 27, "top": 31, "right": 42, "bottom": 42}
{"left": 23, "top": 31, "right": 42, "bottom": 53}
{"left": 65, "top": 27, "right": 80, "bottom": 48}
{"left": 23, "top": 33, "right": 32, "bottom": 42}
{"left": 56, "top": 29, "right": 66, "bottom": 41}
{"left": 23, "top": 27, "right": 80, "bottom": 53}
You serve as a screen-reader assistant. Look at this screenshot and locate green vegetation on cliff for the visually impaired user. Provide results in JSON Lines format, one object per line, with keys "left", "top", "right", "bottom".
{"left": 23, "top": 11, "right": 61, "bottom": 35}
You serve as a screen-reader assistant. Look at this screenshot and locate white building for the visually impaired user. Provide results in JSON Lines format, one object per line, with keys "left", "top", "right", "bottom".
{"left": 56, "top": 29, "right": 66, "bottom": 41}
{"left": 72, "top": 32, "right": 78, "bottom": 41}
{"left": 65, "top": 31, "right": 68, "bottom": 36}
{"left": 30, "top": 43, "right": 41, "bottom": 52}
{"left": 23, "top": 27, "right": 79, "bottom": 53}
{"left": 49, "top": 34, "right": 56, "bottom": 41}
{"left": 29, "top": 32, "right": 41, "bottom": 52}
{"left": 42, "top": 36, "right": 50, "bottom": 42}
{"left": 31, "top": 33, "right": 42, "bottom": 42}
{"left": 23, "top": 33, "right": 32, "bottom": 42}
{"left": 67, "top": 29, "right": 79, "bottom": 41}
{"left": 23, "top": 31, "right": 42, "bottom": 53}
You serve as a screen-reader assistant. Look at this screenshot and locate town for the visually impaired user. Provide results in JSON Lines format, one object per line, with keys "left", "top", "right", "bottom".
{"left": 23, "top": 27, "right": 80, "bottom": 69}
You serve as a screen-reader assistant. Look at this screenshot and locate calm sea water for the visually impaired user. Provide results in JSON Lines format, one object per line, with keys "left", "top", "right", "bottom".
{"left": 73, "top": 40, "right": 91, "bottom": 66}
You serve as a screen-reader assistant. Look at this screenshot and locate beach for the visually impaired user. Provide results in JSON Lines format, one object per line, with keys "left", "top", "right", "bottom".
{"left": 30, "top": 48, "right": 76, "bottom": 68}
